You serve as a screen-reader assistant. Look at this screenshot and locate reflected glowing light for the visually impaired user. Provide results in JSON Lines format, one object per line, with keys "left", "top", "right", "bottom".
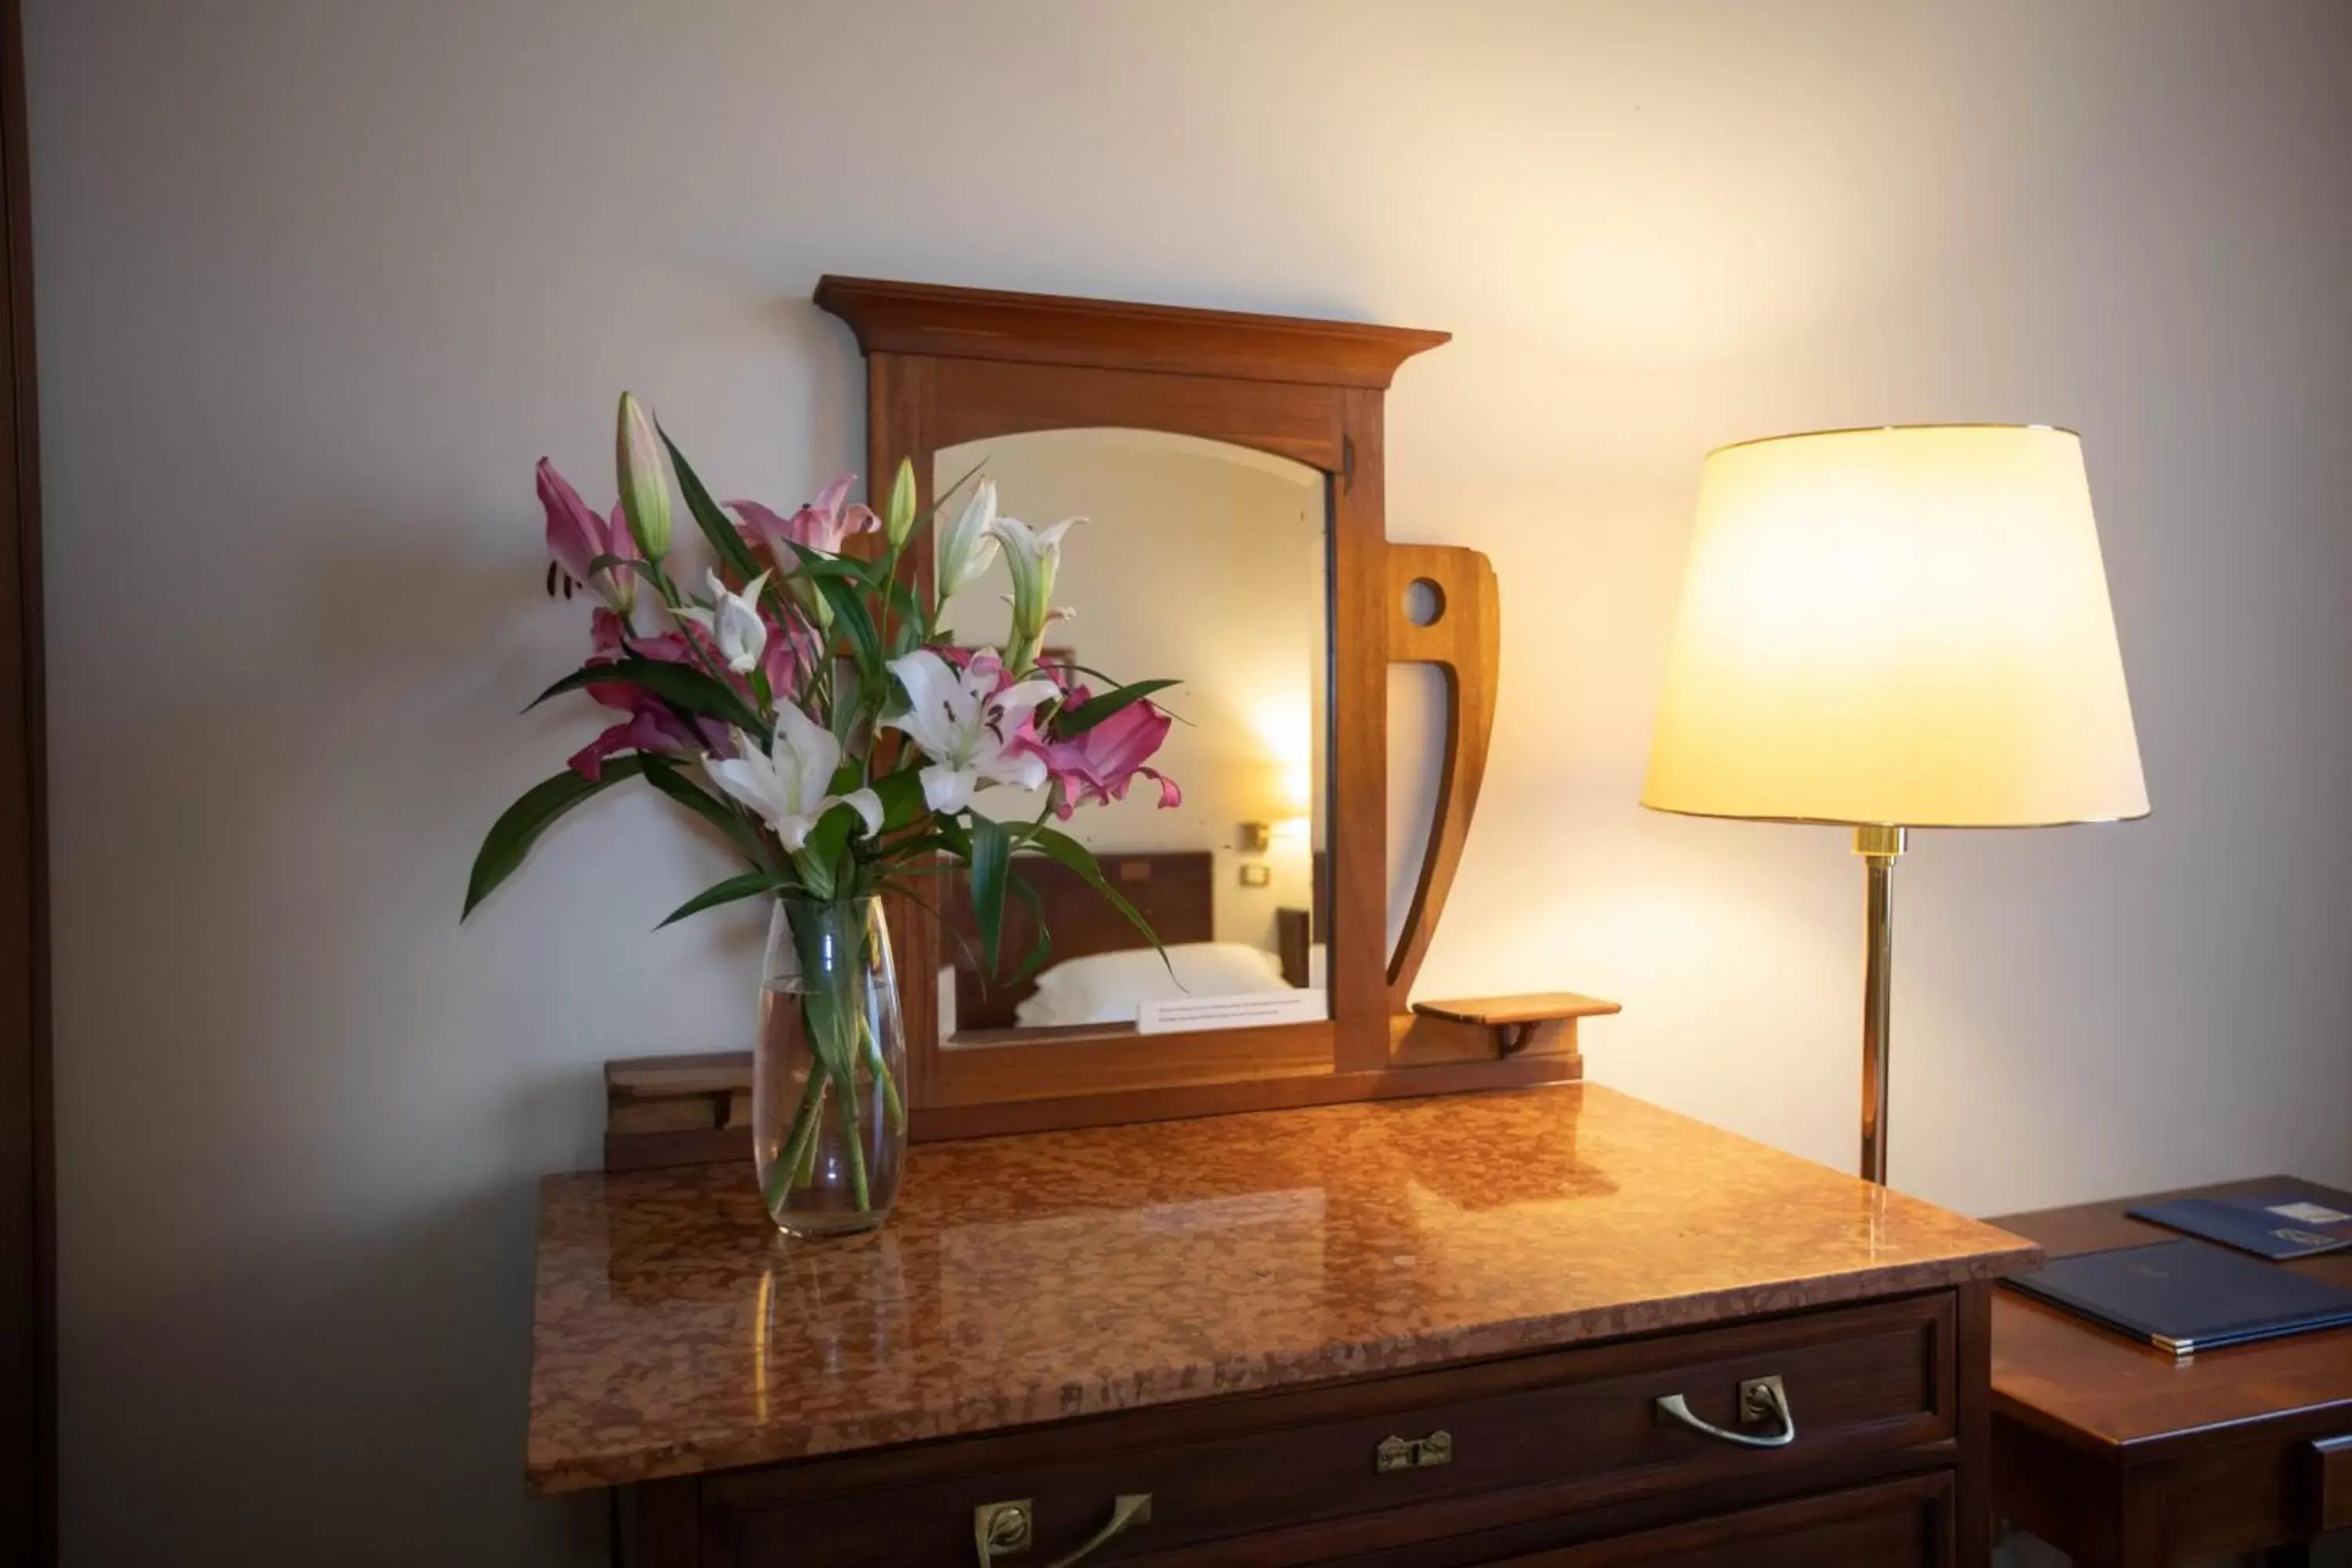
{"left": 1249, "top": 695, "right": 1314, "bottom": 819}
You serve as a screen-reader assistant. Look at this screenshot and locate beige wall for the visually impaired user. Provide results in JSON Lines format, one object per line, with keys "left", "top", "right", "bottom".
{"left": 26, "top": 1, "right": 2352, "bottom": 1563}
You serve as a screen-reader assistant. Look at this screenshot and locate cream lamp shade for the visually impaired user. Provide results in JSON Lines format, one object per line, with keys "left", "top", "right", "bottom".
{"left": 1642, "top": 425, "right": 2147, "bottom": 827}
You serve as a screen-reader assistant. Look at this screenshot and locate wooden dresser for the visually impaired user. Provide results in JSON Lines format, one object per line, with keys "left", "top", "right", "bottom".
{"left": 528, "top": 1084, "right": 2034, "bottom": 1566}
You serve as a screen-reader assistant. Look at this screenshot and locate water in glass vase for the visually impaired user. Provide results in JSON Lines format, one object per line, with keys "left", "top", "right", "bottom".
{"left": 753, "top": 896, "right": 907, "bottom": 1237}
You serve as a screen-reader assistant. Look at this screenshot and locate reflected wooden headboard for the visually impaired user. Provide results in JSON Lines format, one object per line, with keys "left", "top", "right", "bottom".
{"left": 942, "top": 851, "right": 1215, "bottom": 1031}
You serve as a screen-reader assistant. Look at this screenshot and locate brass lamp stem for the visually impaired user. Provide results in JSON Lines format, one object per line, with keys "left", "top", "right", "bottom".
{"left": 1854, "top": 825, "right": 1907, "bottom": 1184}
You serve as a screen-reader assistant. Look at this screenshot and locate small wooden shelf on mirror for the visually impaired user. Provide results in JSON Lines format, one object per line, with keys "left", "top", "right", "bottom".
{"left": 1411, "top": 993, "right": 1624, "bottom": 1058}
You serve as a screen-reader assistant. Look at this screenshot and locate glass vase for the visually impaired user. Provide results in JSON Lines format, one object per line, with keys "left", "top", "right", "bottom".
{"left": 753, "top": 896, "right": 907, "bottom": 1238}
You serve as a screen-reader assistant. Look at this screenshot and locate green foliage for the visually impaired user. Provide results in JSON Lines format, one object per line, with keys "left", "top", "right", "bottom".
{"left": 1025, "top": 823, "right": 1167, "bottom": 959}
{"left": 1057, "top": 678, "right": 1182, "bottom": 736}
{"left": 786, "top": 542, "right": 883, "bottom": 667}
{"left": 657, "top": 869, "right": 783, "bottom": 927}
{"left": 640, "top": 756, "right": 771, "bottom": 869}
{"left": 659, "top": 425, "right": 766, "bottom": 585}
{"left": 964, "top": 812, "right": 1013, "bottom": 974}
{"left": 463, "top": 757, "right": 644, "bottom": 917}
{"left": 528, "top": 659, "right": 762, "bottom": 736}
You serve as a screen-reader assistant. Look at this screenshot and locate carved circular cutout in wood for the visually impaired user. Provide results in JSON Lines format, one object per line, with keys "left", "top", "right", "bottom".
{"left": 1403, "top": 577, "right": 1446, "bottom": 627}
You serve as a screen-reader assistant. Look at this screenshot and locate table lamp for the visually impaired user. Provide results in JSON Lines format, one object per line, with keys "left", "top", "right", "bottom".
{"left": 1642, "top": 425, "right": 2147, "bottom": 1184}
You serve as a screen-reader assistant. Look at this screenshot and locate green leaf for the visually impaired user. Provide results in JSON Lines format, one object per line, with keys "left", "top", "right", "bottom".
{"left": 1056, "top": 679, "right": 1181, "bottom": 736}
{"left": 884, "top": 880, "right": 985, "bottom": 972}
{"left": 640, "top": 756, "right": 771, "bottom": 869}
{"left": 877, "top": 842, "right": 960, "bottom": 869}
{"left": 800, "top": 557, "right": 882, "bottom": 670}
{"left": 782, "top": 552, "right": 871, "bottom": 583}
{"left": 463, "top": 757, "right": 644, "bottom": 917}
{"left": 1025, "top": 824, "right": 1167, "bottom": 958}
{"left": 925, "top": 456, "right": 987, "bottom": 524}
{"left": 659, "top": 425, "right": 766, "bottom": 584}
{"left": 872, "top": 771, "right": 928, "bottom": 831}
{"left": 528, "top": 659, "right": 762, "bottom": 737}
{"left": 930, "top": 815, "right": 973, "bottom": 858}
{"left": 797, "top": 795, "right": 874, "bottom": 885}
{"left": 1003, "top": 871, "right": 1054, "bottom": 985}
{"left": 657, "top": 869, "right": 780, "bottom": 927}
{"left": 829, "top": 688, "right": 866, "bottom": 753}
{"left": 967, "top": 812, "right": 1012, "bottom": 974}
{"left": 583, "top": 554, "right": 673, "bottom": 596}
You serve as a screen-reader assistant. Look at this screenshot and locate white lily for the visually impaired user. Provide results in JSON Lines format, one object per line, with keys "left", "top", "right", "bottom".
{"left": 674, "top": 570, "right": 771, "bottom": 676}
{"left": 989, "top": 513, "right": 1081, "bottom": 672}
{"left": 935, "top": 479, "right": 1004, "bottom": 601}
{"left": 705, "top": 701, "right": 883, "bottom": 853}
{"left": 880, "top": 648, "right": 1059, "bottom": 814}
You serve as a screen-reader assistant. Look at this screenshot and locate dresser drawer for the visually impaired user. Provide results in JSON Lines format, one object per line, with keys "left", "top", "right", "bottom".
{"left": 700, "top": 1293, "right": 1959, "bottom": 1568}
{"left": 1480, "top": 1472, "right": 1953, "bottom": 1567}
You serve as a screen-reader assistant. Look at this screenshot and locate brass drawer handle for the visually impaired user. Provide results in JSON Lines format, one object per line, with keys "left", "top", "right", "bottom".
{"left": 1375, "top": 1429, "right": 1454, "bottom": 1472}
{"left": 1655, "top": 1374, "right": 1796, "bottom": 1450}
{"left": 975, "top": 1493, "right": 1152, "bottom": 1567}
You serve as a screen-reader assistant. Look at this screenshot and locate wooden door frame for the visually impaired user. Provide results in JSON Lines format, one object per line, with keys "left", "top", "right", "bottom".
{"left": 0, "top": 0, "right": 52, "bottom": 1558}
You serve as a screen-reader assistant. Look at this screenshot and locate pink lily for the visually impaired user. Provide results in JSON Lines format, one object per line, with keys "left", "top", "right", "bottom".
{"left": 535, "top": 459, "right": 638, "bottom": 613}
{"left": 731, "top": 475, "right": 880, "bottom": 568}
{"left": 761, "top": 609, "right": 816, "bottom": 699}
{"left": 568, "top": 704, "right": 707, "bottom": 782}
{"left": 568, "top": 610, "right": 735, "bottom": 780}
{"left": 1026, "top": 694, "right": 1182, "bottom": 818}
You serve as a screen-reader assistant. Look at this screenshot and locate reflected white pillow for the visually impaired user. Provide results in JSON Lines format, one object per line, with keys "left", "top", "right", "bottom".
{"left": 937, "top": 964, "right": 959, "bottom": 1040}
{"left": 1305, "top": 942, "right": 1327, "bottom": 992}
{"left": 1016, "top": 942, "right": 1290, "bottom": 1027}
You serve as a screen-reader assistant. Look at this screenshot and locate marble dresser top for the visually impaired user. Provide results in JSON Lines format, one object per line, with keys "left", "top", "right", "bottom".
{"left": 527, "top": 1083, "right": 2034, "bottom": 1493}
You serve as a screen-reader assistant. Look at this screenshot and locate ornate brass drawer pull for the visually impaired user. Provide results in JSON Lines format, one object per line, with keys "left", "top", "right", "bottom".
{"left": 1655, "top": 1374, "right": 1796, "bottom": 1450}
{"left": 1375, "top": 1428, "right": 1454, "bottom": 1472}
{"left": 974, "top": 1493, "right": 1152, "bottom": 1567}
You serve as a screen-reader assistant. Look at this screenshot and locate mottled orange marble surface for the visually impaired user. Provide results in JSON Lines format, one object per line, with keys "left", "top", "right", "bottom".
{"left": 527, "top": 1083, "right": 2033, "bottom": 1493}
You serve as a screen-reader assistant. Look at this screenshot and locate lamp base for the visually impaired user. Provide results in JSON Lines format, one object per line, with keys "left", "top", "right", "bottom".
{"left": 1855, "top": 826, "right": 1907, "bottom": 1184}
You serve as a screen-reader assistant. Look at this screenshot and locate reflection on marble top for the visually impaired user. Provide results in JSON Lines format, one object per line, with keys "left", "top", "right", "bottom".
{"left": 527, "top": 1083, "right": 2033, "bottom": 1493}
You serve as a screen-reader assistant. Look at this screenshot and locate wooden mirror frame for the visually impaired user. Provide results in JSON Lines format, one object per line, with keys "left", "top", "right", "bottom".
{"left": 804, "top": 276, "right": 1611, "bottom": 1143}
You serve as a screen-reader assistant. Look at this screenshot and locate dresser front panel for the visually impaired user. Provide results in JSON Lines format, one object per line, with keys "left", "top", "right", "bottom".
{"left": 699, "top": 1294, "right": 1958, "bottom": 1568}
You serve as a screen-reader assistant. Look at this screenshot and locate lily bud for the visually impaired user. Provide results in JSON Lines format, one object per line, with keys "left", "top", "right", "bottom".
{"left": 677, "top": 569, "right": 771, "bottom": 676}
{"left": 935, "top": 479, "right": 1000, "bottom": 601}
{"left": 988, "top": 514, "right": 1080, "bottom": 672}
{"left": 615, "top": 393, "right": 673, "bottom": 560}
{"left": 884, "top": 457, "right": 918, "bottom": 552}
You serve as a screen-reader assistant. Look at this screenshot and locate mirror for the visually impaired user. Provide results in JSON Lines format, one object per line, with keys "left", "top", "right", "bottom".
{"left": 930, "top": 428, "right": 1330, "bottom": 1046}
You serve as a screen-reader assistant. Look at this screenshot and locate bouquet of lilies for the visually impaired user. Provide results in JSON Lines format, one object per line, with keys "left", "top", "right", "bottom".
{"left": 465, "top": 395, "right": 1180, "bottom": 1197}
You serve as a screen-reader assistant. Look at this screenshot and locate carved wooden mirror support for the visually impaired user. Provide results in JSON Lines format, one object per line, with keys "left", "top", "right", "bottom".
{"left": 803, "top": 277, "right": 1614, "bottom": 1142}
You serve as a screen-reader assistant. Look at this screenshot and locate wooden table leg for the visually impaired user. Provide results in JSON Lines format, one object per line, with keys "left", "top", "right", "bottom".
{"left": 1956, "top": 1283, "right": 1994, "bottom": 1568}
{"left": 615, "top": 1478, "right": 698, "bottom": 1568}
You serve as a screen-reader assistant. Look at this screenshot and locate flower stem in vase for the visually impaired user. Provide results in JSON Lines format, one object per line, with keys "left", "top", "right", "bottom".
{"left": 836, "top": 1063, "right": 870, "bottom": 1213}
{"left": 792, "top": 1078, "right": 826, "bottom": 1189}
{"left": 860, "top": 1011, "right": 906, "bottom": 1134}
{"left": 768, "top": 1065, "right": 827, "bottom": 1210}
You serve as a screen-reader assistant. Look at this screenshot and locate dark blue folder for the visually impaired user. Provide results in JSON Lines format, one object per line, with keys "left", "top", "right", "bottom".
{"left": 2127, "top": 1193, "right": 2352, "bottom": 1260}
{"left": 2002, "top": 1238, "right": 2352, "bottom": 1356}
